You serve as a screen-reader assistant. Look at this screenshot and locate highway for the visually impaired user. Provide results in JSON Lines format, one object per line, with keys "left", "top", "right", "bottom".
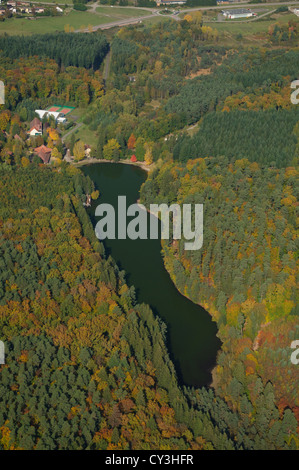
{"left": 74, "top": 1, "right": 299, "bottom": 32}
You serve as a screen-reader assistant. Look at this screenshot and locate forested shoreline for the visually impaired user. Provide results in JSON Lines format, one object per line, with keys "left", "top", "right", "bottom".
{"left": 141, "top": 157, "right": 298, "bottom": 424}
{"left": 0, "top": 162, "right": 297, "bottom": 450}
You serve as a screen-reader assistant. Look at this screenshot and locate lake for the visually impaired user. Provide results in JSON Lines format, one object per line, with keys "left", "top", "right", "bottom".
{"left": 82, "top": 162, "right": 221, "bottom": 388}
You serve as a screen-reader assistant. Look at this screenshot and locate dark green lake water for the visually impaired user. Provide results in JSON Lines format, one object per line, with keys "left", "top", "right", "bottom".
{"left": 82, "top": 162, "right": 221, "bottom": 388}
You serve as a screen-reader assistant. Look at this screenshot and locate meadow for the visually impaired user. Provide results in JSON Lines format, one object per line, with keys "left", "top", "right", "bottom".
{"left": 0, "top": 7, "right": 151, "bottom": 35}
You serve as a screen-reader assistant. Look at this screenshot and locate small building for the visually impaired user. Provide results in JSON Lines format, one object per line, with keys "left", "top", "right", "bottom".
{"left": 35, "top": 109, "right": 59, "bottom": 121}
{"left": 155, "top": 0, "right": 186, "bottom": 5}
{"left": 222, "top": 8, "right": 255, "bottom": 19}
{"left": 14, "top": 134, "right": 23, "bottom": 142}
{"left": 19, "top": 6, "right": 32, "bottom": 13}
{"left": 29, "top": 117, "right": 42, "bottom": 136}
{"left": 57, "top": 114, "right": 67, "bottom": 124}
{"left": 34, "top": 145, "right": 52, "bottom": 164}
{"left": 83, "top": 194, "right": 91, "bottom": 208}
{"left": 84, "top": 144, "right": 91, "bottom": 158}
{"left": 217, "top": 0, "right": 238, "bottom": 4}
{"left": 64, "top": 148, "right": 72, "bottom": 162}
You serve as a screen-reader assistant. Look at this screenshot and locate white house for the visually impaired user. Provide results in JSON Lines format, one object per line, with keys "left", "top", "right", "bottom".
{"left": 222, "top": 9, "right": 255, "bottom": 19}
{"left": 29, "top": 127, "right": 42, "bottom": 136}
{"left": 28, "top": 117, "right": 42, "bottom": 136}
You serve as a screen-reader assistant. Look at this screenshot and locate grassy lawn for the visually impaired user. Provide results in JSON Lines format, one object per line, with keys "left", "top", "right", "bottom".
{"left": 0, "top": 5, "right": 297, "bottom": 36}
{"left": 211, "top": 12, "right": 298, "bottom": 35}
{"left": 0, "top": 7, "right": 151, "bottom": 35}
{"left": 68, "top": 107, "right": 87, "bottom": 120}
{"left": 95, "top": 6, "right": 151, "bottom": 19}
{"left": 0, "top": 12, "right": 102, "bottom": 35}
{"left": 142, "top": 15, "right": 172, "bottom": 26}
{"left": 70, "top": 124, "right": 98, "bottom": 148}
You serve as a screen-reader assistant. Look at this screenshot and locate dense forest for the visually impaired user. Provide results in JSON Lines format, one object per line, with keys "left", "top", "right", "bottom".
{"left": 0, "top": 33, "right": 109, "bottom": 70}
{"left": 77, "top": 23, "right": 299, "bottom": 168}
{"left": 81, "top": 18, "right": 226, "bottom": 159}
{"left": 172, "top": 109, "right": 299, "bottom": 168}
{"left": 165, "top": 48, "right": 299, "bottom": 125}
{"left": 141, "top": 157, "right": 299, "bottom": 437}
{"left": 0, "top": 163, "right": 297, "bottom": 450}
{"left": 0, "top": 56, "right": 104, "bottom": 113}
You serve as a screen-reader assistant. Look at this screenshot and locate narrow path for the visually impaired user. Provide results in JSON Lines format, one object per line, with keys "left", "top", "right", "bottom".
{"left": 75, "top": 15, "right": 155, "bottom": 32}
{"left": 62, "top": 121, "right": 83, "bottom": 143}
{"left": 103, "top": 49, "right": 112, "bottom": 82}
{"left": 87, "top": 2, "right": 155, "bottom": 13}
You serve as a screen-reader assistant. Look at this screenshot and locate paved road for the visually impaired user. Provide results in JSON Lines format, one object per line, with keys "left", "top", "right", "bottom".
{"left": 88, "top": 3, "right": 154, "bottom": 13}
{"left": 21, "top": 0, "right": 299, "bottom": 32}
{"left": 75, "top": 1, "right": 299, "bottom": 32}
{"left": 20, "top": 0, "right": 299, "bottom": 31}
{"left": 182, "top": 1, "right": 299, "bottom": 13}
{"left": 76, "top": 16, "right": 153, "bottom": 32}
{"left": 25, "top": 0, "right": 299, "bottom": 8}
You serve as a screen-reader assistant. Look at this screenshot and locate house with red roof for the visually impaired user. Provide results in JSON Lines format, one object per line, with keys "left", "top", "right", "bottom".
{"left": 14, "top": 134, "right": 23, "bottom": 143}
{"left": 34, "top": 145, "right": 52, "bottom": 164}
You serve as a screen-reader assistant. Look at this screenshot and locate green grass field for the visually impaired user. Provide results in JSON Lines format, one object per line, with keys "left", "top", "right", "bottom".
{"left": 141, "top": 15, "right": 170, "bottom": 26}
{"left": 211, "top": 12, "right": 298, "bottom": 35}
{"left": 0, "top": 4, "right": 297, "bottom": 37}
{"left": 62, "top": 122, "right": 98, "bottom": 148}
{"left": 95, "top": 6, "right": 151, "bottom": 18}
{"left": 0, "top": 7, "right": 151, "bottom": 35}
